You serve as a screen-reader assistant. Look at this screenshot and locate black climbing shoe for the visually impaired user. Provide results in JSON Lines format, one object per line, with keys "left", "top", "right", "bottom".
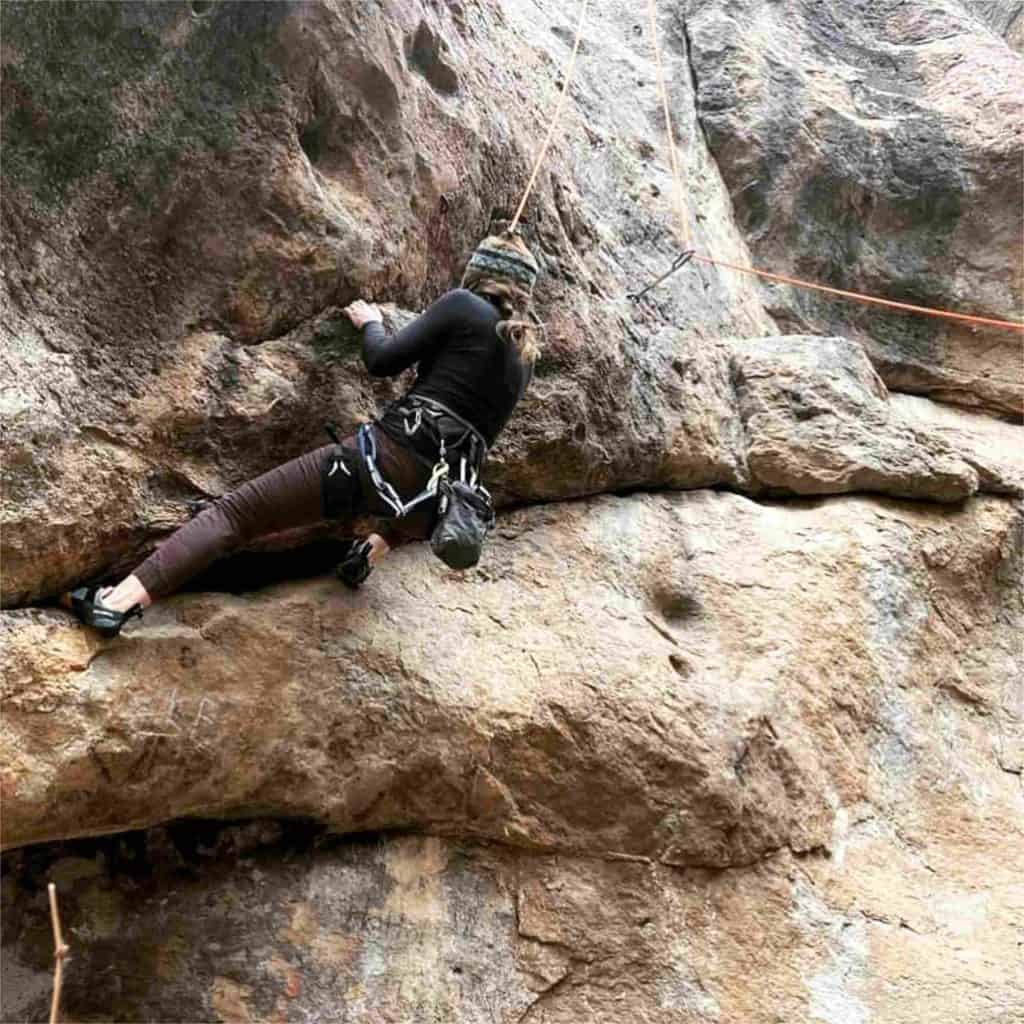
{"left": 336, "top": 539, "right": 374, "bottom": 590}
{"left": 61, "top": 586, "right": 143, "bottom": 638}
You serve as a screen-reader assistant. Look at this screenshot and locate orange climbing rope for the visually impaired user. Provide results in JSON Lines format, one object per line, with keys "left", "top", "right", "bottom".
{"left": 688, "top": 253, "right": 1024, "bottom": 331}
{"left": 508, "top": 0, "right": 590, "bottom": 235}
{"left": 640, "top": 1, "right": 1024, "bottom": 334}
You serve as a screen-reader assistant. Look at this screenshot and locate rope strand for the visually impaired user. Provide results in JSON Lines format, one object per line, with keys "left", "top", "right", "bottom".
{"left": 507, "top": 0, "right": 590, "bottom": 235}
{"left": 691, "top": 253, "right": 1024, "bottom": 332}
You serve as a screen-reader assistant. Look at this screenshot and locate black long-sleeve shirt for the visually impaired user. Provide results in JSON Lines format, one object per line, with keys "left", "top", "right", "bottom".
{"left": 361, "top": 288, "right": 532, "bottom": 448}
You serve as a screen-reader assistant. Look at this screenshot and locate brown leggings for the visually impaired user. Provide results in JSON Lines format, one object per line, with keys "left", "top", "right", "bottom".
{"left": 134, "top": 428, "right": 435, "bottom": 599}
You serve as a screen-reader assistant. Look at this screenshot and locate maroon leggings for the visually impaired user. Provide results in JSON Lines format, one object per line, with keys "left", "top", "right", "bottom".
{"left": 134, "top": 429, "right": 434, "bottom": 599}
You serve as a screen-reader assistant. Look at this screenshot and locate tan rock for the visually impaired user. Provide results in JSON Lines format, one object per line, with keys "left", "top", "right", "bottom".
{"left": 4, "top": 1, "right": 1020, "bottom": 604}
{"left": 730, "top": 334, "right": 984, "bottom": 500}
{"left": 890, "top": 391, "right": 1024, "bottom": 496}
{"left": 1, "top": 3, "right": 1022, "bottom": 1021}
{"left": 2, "top": 817, "right": 1021, "bottom": 1022}
{"left": 3, "top": 491, "right": 1019, "bottom": 860}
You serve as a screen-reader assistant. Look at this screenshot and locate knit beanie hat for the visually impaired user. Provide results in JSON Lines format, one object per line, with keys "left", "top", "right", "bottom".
{"left": 464, "top": 234, "right": 540, "bottom": 293}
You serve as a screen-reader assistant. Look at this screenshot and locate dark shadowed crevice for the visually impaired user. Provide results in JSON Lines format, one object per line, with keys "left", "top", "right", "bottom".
{"left": 297, "top": 113, "right": 328, "bottom": 165}
{"left": 0, "top": 819, "right": 426, "bottom": 1024}
{"left": 675, "top": 12, "right": 713, "bottom": 153}
{"left": 181, "top": 538, "right": 355, "bottom": 594}
{"left": 406, "top": 21, "right": 460, "bottom": 96}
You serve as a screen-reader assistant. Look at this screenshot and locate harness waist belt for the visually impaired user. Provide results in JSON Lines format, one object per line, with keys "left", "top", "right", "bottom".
{"left": 401, "top": 396, "right": 489, "bottom": 457}
{"left": 364, "top": 397, "right": 489, "bottom": 520}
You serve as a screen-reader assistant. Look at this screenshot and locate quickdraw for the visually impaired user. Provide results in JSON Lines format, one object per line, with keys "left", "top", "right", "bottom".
{"left": 627, "top": 249, "right": 695, "bottom": 303}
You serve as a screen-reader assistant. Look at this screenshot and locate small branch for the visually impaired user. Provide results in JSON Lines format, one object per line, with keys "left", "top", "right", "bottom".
{"left": 48, "top": 882, "right": 70, "bottom": 1024}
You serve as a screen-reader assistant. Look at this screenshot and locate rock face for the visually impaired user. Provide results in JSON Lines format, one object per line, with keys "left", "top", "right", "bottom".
{"left": 5, "top": 813, "right": 1022, "bottom": 1024}
{"left": 683, "top": 0, "right": 1024, "bottom": 414}
{"left": 3, "top": 492, "right": 1023, "bottom": 1020}
{"left": 0, "top": 0, "right": 761, "bottom": 606}
{"left": 4, "top": 0, "right": 1022, "bottom": 607}
{"left": 2, "top": 1, "right": 1023, "bottom": 1022}
{"left": 8, "top": 320, "right": 1023, "bottom": 607}
{"left": 3, "top": 491, "right": 1021, "bottom": 856}
{"left": 730, "top": 334, "right": 983, "bottom": 501}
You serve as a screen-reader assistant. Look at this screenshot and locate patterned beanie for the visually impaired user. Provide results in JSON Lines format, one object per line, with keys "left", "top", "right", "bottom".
{"left": 465, "top": 235, "right": 540, "bottom": 292}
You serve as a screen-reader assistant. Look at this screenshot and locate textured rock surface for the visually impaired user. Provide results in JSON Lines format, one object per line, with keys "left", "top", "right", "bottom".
{"left": 0, "top": 0, "right": 759, "bottom": 606}
{"left": 4, "top": 735, "right": 1024, "bottom": 1023}
{"left": 729, "top": 334, "right": 985, "bottom": 500}
{"left": 6, "top": 319, "right": 1020, "bottom": 606}
{"left": 684, "top": 0, "right": 1024, "bottom": 414}
{"left": 4, "top": 0, "right": 1022, "bottom": 606}
{"left": 891, "top": 391, "right": 1024, "bottom": 495}
{"left": 3, "top": 491, "right": 1020, "bottom": 855}
{"left": 2, "top": 2, "right": 1023, "bottom": 1022}
{"left": 971, "top": 0, "right": 1024, "bottom": 53}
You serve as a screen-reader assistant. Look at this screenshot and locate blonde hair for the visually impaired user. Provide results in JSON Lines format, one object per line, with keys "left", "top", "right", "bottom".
{"left": 461, "top": 234, "right": 542, "bottom": 363}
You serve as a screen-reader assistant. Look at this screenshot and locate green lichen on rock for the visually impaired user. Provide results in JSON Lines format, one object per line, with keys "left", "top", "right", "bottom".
{"left": 311, "top": 315, "right": 364, "bottom": 363}
{"left": 0, "top": 0, "right": 290, "bottom": 205}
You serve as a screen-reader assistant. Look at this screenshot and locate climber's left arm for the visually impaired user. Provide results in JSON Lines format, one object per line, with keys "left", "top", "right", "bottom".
{"left": 345, "top": 290, "right": 466, "bottom": 378}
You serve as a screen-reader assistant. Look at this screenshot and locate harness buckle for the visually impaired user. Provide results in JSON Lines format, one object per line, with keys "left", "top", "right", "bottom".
{"left": 403, "top": 407, "right": 423, "bottom": 436}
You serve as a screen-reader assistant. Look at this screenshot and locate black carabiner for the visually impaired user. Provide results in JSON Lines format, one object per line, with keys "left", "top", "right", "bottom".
{"left": 627, "top": 249, "right": 696, "bottom": 302}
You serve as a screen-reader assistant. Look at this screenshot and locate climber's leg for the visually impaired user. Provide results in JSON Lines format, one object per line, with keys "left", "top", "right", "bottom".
{"left": 65, "top": 442, "right": 352, "bottom": 632}
{"left": 130, "top": 444, "right": 335, "bottom": 601}
{"left": 63, "top": 428, "right": 429, "bottom": 632}
{"left": 64, "top": 444, "right": 343, "bottom": 636}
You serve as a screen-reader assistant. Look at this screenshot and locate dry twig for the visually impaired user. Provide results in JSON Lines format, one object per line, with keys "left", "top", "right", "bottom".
{"left": 48, "top": 882, "right": 69, "bottom": 1024}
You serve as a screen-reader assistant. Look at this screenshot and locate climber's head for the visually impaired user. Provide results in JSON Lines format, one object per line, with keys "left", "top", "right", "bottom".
{"left": 463, "top": 233, "right": 539, "bottom": 300}
{"left": 461, "top": 233, "right": 542, "bottom": 361}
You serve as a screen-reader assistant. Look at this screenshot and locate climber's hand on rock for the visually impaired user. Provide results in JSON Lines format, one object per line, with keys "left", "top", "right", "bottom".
{"left": 344, "top": 300, "right": 383, "bottom": 329}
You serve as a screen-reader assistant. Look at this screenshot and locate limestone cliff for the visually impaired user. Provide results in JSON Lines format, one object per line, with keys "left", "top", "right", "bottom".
{"left": 1, "top": 2, "right": 1021, "bottom": 1022}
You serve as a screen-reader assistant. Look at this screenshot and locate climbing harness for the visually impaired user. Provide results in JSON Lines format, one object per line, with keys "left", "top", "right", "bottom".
{"left": 392, "top": 395, "right": 489, "bottom": 469}
{"left": 324, "top": 405, "right": 494, "bottom": 572}
{"left": 628, "top": 249, "right": 695, "bottom": 302}
{"left": 320, "top": 430, "right": 365, "bottom": 520}
{"left": 357, "top": 419, "right": 450, "bottom": 518}
{"left": 364, "top": 396, "right": 497, "bottom": 569}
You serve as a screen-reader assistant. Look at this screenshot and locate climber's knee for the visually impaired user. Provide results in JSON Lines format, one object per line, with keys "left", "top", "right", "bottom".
{"left": 201, "top": 501, "right": 247, "bottom": 557}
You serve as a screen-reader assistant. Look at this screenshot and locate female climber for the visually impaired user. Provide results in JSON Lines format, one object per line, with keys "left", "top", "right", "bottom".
{"left": 62, "top": 232, "right": 541, "bottom": 637}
